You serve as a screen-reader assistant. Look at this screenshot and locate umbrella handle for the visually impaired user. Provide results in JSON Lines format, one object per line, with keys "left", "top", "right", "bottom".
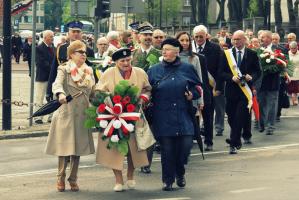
{"left": 72, "top": 91, "right": 83, "bottom": 98}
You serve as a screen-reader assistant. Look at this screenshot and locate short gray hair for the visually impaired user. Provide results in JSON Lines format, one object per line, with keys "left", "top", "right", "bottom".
{"left": 193, "top": 25, "right": 208, "bottom": 35}
{"left": 107, "top": 31, "right": 119, "bottom": 41}
{"left": 289, "top": 41, "right": 298, "bottom": 48}
{"left": 42, "top": 30, "right": 54, "bottom": 40}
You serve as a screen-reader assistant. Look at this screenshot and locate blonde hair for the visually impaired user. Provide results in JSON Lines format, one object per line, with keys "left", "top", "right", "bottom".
{"left": 67, "top": 40, "right": 86, "bottom": 59}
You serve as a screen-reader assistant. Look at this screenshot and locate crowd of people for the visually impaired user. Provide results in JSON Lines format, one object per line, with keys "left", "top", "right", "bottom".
{"left": 12, "top": 20, "right": 299, "bottom": 192}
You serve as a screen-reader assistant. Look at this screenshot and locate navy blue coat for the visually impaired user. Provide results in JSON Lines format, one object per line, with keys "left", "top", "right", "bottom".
{"left": 147, "top": 58, "right": 201, "bottom": 138}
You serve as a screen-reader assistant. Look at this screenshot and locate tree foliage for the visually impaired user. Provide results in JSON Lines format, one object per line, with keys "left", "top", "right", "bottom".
{"left": 44, "top": 0, "right": 63, "bottom": 30}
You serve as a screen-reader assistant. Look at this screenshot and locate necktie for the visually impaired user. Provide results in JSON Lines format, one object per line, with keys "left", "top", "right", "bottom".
{"left": 48, "top": 47, "right": 53, "bottom": 57}
{"left": 143, "top": 51, "right": 147, "bottom": 57}
{"left": 237, "top": 50, "right": 242, "bottom": 68}
{"left": 198, "top": 46, "right": 203, "bottom": 53}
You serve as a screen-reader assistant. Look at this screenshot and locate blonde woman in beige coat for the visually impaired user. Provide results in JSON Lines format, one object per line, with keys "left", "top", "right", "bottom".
{"left": 45, "top": 40, "right": 95, "bottom": 192}
{"left": 95, "top": 48, "right": 151, "bottom": 192}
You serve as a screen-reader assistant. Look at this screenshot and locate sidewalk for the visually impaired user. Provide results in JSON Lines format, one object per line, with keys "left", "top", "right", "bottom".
{"left": 0, "top": 59, "right": 51, "bottom": 138}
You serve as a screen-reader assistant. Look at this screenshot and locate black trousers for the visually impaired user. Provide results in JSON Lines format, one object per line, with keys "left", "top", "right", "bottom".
{"left": 159, "top": 136, "right": 193, "bottom": 185}
{"left": 226, "top": 97, "right": 251, "bottom": 147}
{"left": 277, "top": 77, "right": 287, "bottom": 118}
{"left": 201, "top": 100, "right": 214, "bottom": 145}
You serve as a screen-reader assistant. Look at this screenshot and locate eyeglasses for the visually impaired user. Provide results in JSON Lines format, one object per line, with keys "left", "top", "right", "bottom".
{"left": 154, "top": 36, "right": 164, "bottom": 39}
{"left": 194, "top": 35, "right": 205, "bottom": 39}
{"left": 74, "top": 50, "right": 86, "bottom": 55}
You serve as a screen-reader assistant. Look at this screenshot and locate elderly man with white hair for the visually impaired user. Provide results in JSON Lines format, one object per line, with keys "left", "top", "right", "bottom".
{"left": 192, "top": 25, "right": 224, "bottom": 151}
{"left": 34, "top": 30, "right": 55, "bottom": 124}
{"left": 106, "top": 31, "right": 121, "bottom": 53}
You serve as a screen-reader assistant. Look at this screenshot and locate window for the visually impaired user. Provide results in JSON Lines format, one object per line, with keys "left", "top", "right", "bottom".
{"left": 23, "top": 16, "right": 32, "bottom": 23}
{"left": 39, "top": 4, "right": 44, "bottom": 10}
{"left": 182, "top": 16, "right": 191, "bottom": 26}
{"left": 184, "top": 0, "right": 191, "bottom": 6}
{"left": 39, "top": 16, "right": 44, "bottom": 23}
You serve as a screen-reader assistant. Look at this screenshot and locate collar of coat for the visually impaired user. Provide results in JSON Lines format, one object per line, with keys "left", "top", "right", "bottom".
{"left": 162, "top": 57, "right": 181, "bottom": 67}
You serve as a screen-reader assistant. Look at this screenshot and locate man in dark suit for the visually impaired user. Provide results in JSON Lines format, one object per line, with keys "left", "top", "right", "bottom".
{"left": 192, "top": 25, "right": 224, "bottom": 151}
{"left": 219, "top": 26, "right": 232, "bottom": 48}
{"left": 34, "top": 30, "right": 55, "bottom": 124}
{"left": 46, "top": 21, "right": 95, "bottom": 101}
{"left": 218, "top": 30, "right": 262, "bottom": 154}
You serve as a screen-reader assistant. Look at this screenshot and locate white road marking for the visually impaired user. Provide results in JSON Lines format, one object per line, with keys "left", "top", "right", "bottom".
{"left": 148, "top": 198, "right": 191, "bottom": 200}
{"left": 230, "top": 187, "right": 269, "bottom": 193}
{"left": 1, "top": 143, "right": 299, "bottom": 178}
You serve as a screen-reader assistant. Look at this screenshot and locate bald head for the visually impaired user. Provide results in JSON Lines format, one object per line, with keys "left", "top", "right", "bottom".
{"left": 232, "top": 30, "right": 246, "bottom": 49}
{"left": 96, "top": 37, "right": 109, "bottom": 54}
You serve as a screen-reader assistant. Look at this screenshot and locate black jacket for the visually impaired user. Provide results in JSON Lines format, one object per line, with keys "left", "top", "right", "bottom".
{"left": 35, "top": 42, "right": 55, "bottom": 82}
{"left": 218, "top": 47, "right": 262, "bottom": 100}
{"left": 197, "top": 40, "right": 224, "bottom": 93}
{"left": 196, "top": 53, "right": 212, "bottom": 105}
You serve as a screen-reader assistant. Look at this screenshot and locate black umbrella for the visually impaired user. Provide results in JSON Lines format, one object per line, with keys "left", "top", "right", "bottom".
{"left": 28, "top": 92, "right": 82, "bottom": 119}
{"left": 187, "top": 102, "right": 205, "bottom": 160}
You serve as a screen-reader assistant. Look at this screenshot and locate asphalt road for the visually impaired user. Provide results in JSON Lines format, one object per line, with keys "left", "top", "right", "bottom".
{"left": 1, "top": 116, "right": 299, "bottom": 200}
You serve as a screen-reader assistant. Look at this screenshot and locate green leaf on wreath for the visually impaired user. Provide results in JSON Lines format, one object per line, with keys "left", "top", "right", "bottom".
{"left": 84, "top": 118, "right": 96, "bottom": 128}
{"left": 117, "top": 140, "right": 129, "bottom": 156}
{"left": 85, "top": 106, "right": 97, "bottom": 118}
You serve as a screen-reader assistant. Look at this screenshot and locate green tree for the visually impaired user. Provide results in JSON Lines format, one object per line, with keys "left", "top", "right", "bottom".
{"left": 44, "top": 0, "right": 63, "bottom": 30}
{"left": 248, "top": 0, "right": 259, "bottom": 18}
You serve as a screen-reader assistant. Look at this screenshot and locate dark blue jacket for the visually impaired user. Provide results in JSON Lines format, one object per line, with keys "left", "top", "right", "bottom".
{"left": 147, "top": 57, "right": 201, "bottom": 138}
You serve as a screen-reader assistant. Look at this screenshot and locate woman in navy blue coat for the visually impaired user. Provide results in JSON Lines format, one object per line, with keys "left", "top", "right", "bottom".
{"left": 147, "top": 38, "right": 201, "bottom": 191}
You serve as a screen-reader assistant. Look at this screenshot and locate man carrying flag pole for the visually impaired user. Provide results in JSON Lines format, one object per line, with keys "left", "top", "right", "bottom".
{"left": 218, "top": 30, "right": 262, "bottom": 154}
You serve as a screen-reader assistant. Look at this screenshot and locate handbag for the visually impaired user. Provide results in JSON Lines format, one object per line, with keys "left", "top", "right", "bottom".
{"left": 135, "top": 109, "right": 156, "bottom": 151}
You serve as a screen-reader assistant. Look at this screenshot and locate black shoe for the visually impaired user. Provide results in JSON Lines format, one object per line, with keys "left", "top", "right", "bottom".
{"left": 35, "top": 119, "right": 43, "bottom": 124}
{"left": 140, "top": 166, "right": 151, "bottom": 174}
{"left": 216, "top": 132, "right": 223, "bottom": 136}
{"left": 243, "top": 138, "right": 252, "bottom": 144}
{"left": 204, "top": 144, "right": 213, "bottom": 151}
{"left": 229, "top": 147, "right": 237, "bottom": 154}
{"left": 266, "top": 130, "right": 274, "bottom": 135}
{"left": 259, "top": 126, "right": 265, "bottom": 132}
{"left": 176, "top": 176, "right": 186, "bottom": 188}
{"left": 162, "top": 183, "right": 173, "bottom": 191}
{"left": 226, "top": 139, "right": 242, "bottom": 149}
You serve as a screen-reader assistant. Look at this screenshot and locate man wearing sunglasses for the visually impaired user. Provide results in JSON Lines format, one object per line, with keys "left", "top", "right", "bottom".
{"left": 46, "top": 21, "right": 95, "bottom": 102}
{"left": 192, "top": 25, "right": 224, "bottom": 152}
{"left": 152, "top": 29, "right": 166, "bottom": 50}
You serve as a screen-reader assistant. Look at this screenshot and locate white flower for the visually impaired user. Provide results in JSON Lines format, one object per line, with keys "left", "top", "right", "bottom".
{"left": 260, "top": 54, "right": 266, "bottom": 58}
{"left": 260, "top": 47, "right": 265, "bottom": 50}
{"left": 111, "top": 135, "right": 119, "bottom": 143}
{"left": 270, "top": 55, "right": 275, "bottom": 59}
{"left": 127, "top": 124, "right": 135, "bottom": 132}
{"left": 99, "top": 120, "right": 108, "bottom": 128}
{"left": 266, "top": 59, "right": 271, "bottom": 63}
{"left": 113, "top": 120, "right": 122, "bottom": 129}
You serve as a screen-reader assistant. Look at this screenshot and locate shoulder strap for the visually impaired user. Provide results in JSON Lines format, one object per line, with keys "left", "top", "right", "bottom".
{"left": 152, "top": 69, "right": 175, "bottom": 90}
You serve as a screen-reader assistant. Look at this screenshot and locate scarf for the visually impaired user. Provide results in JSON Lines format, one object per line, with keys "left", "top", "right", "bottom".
{"left": 68, "top": 60, "right": 94, "bottom": 87}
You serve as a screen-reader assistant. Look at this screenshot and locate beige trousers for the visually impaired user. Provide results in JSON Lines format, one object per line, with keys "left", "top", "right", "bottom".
{"left": 34, "top": 81, "right": 52, "bottom": 121}
{"left": 57, "top": 156, "right": 80, "bottom": 183}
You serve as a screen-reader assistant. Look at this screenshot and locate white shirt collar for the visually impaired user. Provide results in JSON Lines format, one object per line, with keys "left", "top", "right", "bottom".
{"left": 141, "top": 46, "right": 152, "bottom": 54}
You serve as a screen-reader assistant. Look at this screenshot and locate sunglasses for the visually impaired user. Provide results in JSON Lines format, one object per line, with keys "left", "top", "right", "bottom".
{"left": 74, "top": 50, "right": 86, "bottom": 55}
{"left": 154, "top": 36, "right": 164, "bottom": 39}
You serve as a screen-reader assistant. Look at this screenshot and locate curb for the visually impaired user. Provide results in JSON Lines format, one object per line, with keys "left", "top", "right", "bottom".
{"left": 0, "top": 131, "right": 48, "bottom": 140}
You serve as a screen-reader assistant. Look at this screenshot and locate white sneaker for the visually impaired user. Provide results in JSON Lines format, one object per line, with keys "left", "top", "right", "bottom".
{"left": 113, "top": 183, "right": 123, "bottom": 192}
{"left": 126, "top": 180, "right": 136, "bottom": 189}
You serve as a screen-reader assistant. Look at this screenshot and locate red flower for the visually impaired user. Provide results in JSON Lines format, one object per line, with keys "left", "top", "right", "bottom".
{"left": 113, "top": 95, "right": 122, "bottom": 104}
{"left": 126, "top": 104, "right": 136, "bottom": 112}
{"left": 122, "top": 96, "right": 131, "bottom": 105}
{"left": 97, "top": 104, "right": 106, "bottom": 113}
{"left": 276, "top": 60, "right": 283, "bottom": 66}
{"left": 274, "top": 49, "right": 281, "bottom": 54}
{"left": 113, "top": 105, "right": 122, "bottom": 114}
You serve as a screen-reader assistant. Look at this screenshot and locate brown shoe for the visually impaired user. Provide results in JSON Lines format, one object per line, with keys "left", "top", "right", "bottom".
{"left": 57, "top": 181, "right": 65, "bottom": 192}
{"left": 69, "top": 182, "right": 79, "bottom": 192}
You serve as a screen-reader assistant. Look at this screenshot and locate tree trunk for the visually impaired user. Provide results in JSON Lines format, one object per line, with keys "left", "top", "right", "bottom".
{"left": 227, "top": 0, "right": 234, "bottom": 21}
{"left": 257, "top": 0, "right": 265, "bottom": 17}
{"left": 242, "top": 0, "right": 250, "bottom": 18}
{"left": 190, "top": 0, "right": 198, "bottom": 24}
{"left": 287, "top": 0, "right": 297, "bottom": 32}
{"left": 274, "top": 0, "right": 282, "bottom": 28}
{"left": 216, "top": 0, "right": 226, "bottom": 23}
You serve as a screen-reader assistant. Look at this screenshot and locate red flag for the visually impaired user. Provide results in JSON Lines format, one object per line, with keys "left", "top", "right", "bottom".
{"left": 252, "top": 96, "right": 260, "bottom": 121}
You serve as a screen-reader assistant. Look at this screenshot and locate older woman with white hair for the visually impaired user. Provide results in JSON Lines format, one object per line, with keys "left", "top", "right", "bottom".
{"left": 107, "top": 30, "right": 121, "bottom": 53}
{"left": 288, "top": 41, "right": 299, "bottom": 105}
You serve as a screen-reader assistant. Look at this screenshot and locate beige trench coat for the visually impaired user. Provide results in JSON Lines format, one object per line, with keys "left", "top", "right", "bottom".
{"left": 45, "top": 61, "right": 95, "bottom": 156}
{"left": 95, "top": 67, "right": 151, "bottom": 170}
